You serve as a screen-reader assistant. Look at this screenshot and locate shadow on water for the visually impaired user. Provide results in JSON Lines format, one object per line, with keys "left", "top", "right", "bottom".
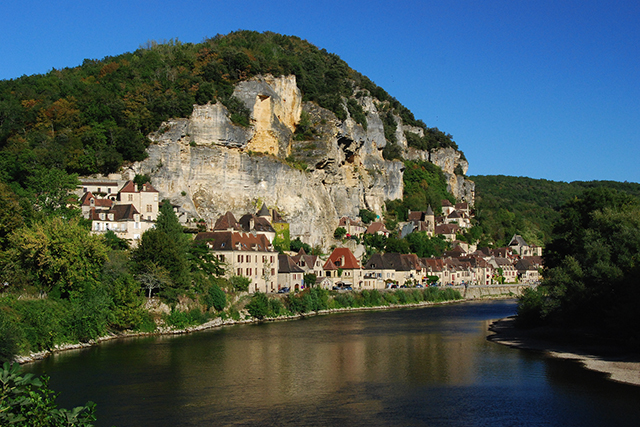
{"left": 23, "top": 300, "right": 640, "bottom": 427}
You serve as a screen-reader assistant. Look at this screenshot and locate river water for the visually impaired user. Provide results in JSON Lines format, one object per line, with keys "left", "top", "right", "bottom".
{"left": 24, "top": 300, "right": 640, "bottom": 426}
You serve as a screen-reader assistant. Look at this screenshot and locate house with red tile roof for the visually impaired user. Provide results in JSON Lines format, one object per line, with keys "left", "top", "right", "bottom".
{"left": 323, "top": 247, "right": 363, "bottom": 287}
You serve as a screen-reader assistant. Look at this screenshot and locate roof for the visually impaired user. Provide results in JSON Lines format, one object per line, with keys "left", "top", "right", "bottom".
{"left": 441, "top": 200, "right": 453, "bottom": 207}
{"left": 435, "top": 223, "right": 459, "bottom": 235}
{"left": 365, "top": 222, "right": 389, "bottom": 235}
{"left": 455, "top": 202, "right": 469, "bottom": 210}
{"left": 238, "top": 214, "right": 275, "bottom": 233}
{"left": 278, "top": 254, "right": 305, "bottom": 273}
{"left": 508, "top": 234, "right": 528, "bottom": 247}
{"left": 193, "top": 231, "right": 274, "bottom": 252}
{"left": 119, "top": 181, "right": 158, "bottom": 193}
{"left": 324, "top": 247, "right": 360, "bottom": 269}
{"left": 88, "top": 204, "right": 140, "bottom": 221}
{"left": 80, "top": 192, "right": 113, "bottom": 208}
{"left": 214, "top": 211, "right": 239, "bottom": 231}
{"left": 257, "top": 204, "right": 270, "bottom": 217}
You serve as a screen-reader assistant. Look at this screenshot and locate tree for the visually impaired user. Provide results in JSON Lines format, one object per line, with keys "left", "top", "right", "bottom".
{"left": 517, "top": 188, "right": 640, "bottom": 345}
{"left": 132, "top": 200, "right": 190, "bottom": 290}
{"left": 333, "top": 227, "right": 347, "bottom": 240}
{"left": 25, "top": 167, "right": 80, "bottom": 217}
{"left": 230, "top": 275, "right": 251, "bottom": 292}
{"left": 359, "top": 209, "right": 376, "bottom": 224}
{"left": 6, "top": 217, "right": 109, "bottom": 298}
{"left": 246, "top": 292, "right": 269, "bottom": 319}
{"left": 385, "top": 237, "right": 410, "bottom": 254}
{"left": 290, "top": 237, "right": 311, "bottom": 254}
{"left": 303, "top": 273, "right": 317, "bottom": 288}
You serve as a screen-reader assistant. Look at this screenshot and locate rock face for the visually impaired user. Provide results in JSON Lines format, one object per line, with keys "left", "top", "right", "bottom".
{"left": 133, "top": 75, "right": 474, "bottom": 248}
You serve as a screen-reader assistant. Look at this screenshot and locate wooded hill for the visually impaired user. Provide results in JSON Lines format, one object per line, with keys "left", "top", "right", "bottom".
{"left": 0, "top": 30, "right": 459, "bottom": 192}
{"left": 471, "top": 175, "right": 640, "bottom": 247}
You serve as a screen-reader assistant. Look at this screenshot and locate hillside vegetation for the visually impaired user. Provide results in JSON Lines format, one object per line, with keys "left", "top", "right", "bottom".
{"left": 0, "top": 30, "right": 459, "bottom": 194}
{"left": 471, "top": 175, "right": 640, "bottom": 247}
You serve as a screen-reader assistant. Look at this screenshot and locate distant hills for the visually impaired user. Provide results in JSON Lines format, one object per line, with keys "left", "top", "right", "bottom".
{"left": 470, "top": 175, "right": 640, "bottom": 247}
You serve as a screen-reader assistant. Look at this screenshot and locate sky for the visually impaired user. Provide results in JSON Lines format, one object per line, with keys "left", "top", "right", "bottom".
{"left": 1, "top": 0, "right": 639, "bottom": 183}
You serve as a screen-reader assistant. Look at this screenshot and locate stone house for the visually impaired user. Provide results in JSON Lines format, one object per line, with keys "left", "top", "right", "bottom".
{"left": 365, "top": 222, "right": 390, "bottom": 237}
{"left": 290, "top": 248, "right": 324, "bottom": 279}
{"left": 194, "top": 231, "right": 279, "bottom": 293}
{"left": 82, "top": 180, "right": 159, "bottom": 245}
{"left": 323, "top": 247, "right": 363, "bottom": 287}
{"left": 277, "top": 254, "right": 305, "bottom": 291}
{"left": 508, "top": 234, "right": 543, "bottom": 257}
{"left": 338, "top": 217, "right": 366, "bottom": 238}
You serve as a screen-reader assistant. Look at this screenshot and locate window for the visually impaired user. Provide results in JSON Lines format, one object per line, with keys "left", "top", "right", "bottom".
{"left": 237, "top": 268, "right": 242, "bottom": 275}
{"left": 219, "top": 255, "right": 225, "bottom": 262}
{"left": 247, "top": 268, "right": 252, "bottom": 276}
{"left": 271, "top": 268, "right": 275, "bottom": 276}
{"left": 146, "top": 204, "right": 152, "bottom": 212}
{"left": 238, "top": 255, "right": 243, "bottom": 263}
{"left": 134, "top": 222, "right": 140, "bottom": 229}
{"left": 128, "top": 194, "right": 133, "bottom": 202}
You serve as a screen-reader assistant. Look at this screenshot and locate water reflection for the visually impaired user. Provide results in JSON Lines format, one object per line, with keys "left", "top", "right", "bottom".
{"left": 24, "top": 300, "right": 640, "bottom": 427}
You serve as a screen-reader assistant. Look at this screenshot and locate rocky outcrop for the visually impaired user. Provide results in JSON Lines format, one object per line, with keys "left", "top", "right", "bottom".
{"left": 133, "top": 74, "right": 473, "bottom": 248}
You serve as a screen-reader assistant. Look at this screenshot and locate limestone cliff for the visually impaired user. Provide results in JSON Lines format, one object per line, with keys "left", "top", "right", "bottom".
{"left": 131, "top": 75, "right": 473, "bottom": 248}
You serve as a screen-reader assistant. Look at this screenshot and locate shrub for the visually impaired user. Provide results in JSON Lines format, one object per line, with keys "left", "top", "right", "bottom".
{"left": 230, "top": 275, "right": 251, "bottom": 292}
{"left": 203, "top": 282, "right": 227, "bottom": 311}
{"left": 0, "top": 362, "right": 97, "bottom": 426}
{"left": 246, "top": 292, "right": 269, "bottom": 319}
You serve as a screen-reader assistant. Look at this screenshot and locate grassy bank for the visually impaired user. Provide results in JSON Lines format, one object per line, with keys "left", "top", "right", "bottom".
{"left": 1, "top": 287, "right": 463, "bottom": 363}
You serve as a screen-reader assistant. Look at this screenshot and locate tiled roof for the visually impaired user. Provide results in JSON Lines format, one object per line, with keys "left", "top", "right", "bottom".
{"left": 214, "top": 211, "right": 239, "bottom": 231}
{"left": 278, "top": 254, "right": 305, "bottom": 273}
{"left": 365, "top": 222, "right": 389, "bottom": 235}
{"left": 80, "top": 192, "right": 113, "bottom": 208}
{"left": 325, "top": 247, "right": 361, "bottom": 269}
{"left": 238, "top": 214, "right": 275, "bottom": 233}
{"left": 435, "top": 223, "right": 459, "bottom": 235}
{"left": 194, "top": 231, "right": 273, "bottom": 252}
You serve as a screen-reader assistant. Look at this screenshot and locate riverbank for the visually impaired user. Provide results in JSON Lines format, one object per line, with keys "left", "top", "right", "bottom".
{"left": 488, "top": 317, "right": 640, "bottom": 387}
{"left": 15, "top": 293, "right": 505, "bottom": 365}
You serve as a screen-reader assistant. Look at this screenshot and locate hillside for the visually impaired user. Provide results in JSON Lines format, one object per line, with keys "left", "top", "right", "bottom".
{"left": 0, "top": 31, "right": 474, "bottom": 247}
{"left": 471, "top": 175, "right": 640, "bottom": 246}
{"left": 0, "top": 31, "right": 462, "bottom": 176}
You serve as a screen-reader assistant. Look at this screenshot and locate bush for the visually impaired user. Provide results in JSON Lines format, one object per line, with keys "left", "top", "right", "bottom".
{"left": 203, "top": 282, "right": 227, "bottom": 311}
{"left": 230, "top": 275, "right": 251, "bottom": 292}
{"left": 0, "top": 313, "right": 22, "bottom": 363}
{"left": 246, "top": 292, "right": 269, "bottom": 319}
{"left": 0, "top": 362, "right": 97, "bottom": 426}
{"left": 334, "top": 227, "right": 347, "bottom": 239}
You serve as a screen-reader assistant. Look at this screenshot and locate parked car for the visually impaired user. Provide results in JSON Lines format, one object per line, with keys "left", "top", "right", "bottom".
{"left": 278, "top": 287, "right": 290, "bottom": 293}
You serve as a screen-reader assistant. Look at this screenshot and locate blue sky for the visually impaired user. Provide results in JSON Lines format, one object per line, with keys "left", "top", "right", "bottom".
{"left": 1, "top": 0, "right": 639, "bottom": 183}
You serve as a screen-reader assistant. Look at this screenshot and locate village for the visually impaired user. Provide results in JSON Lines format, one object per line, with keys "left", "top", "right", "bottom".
{"left": 78, "top": 177, "right": 543, "bottom": 295}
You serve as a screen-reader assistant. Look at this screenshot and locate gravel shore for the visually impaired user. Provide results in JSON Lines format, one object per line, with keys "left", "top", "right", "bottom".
{"left": 488, "top": 316, "right": 640, "bottom": 386}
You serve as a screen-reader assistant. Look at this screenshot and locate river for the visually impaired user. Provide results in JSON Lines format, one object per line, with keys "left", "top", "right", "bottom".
{"left": 24, "top": 300, "right": 640, "bottom": 426}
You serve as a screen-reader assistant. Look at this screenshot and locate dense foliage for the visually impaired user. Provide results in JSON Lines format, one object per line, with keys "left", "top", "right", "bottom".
{"left": 471, "top": 175, "right": 640, "bottom": 247}
{"left": 517, "top": 188, "right": 640, "bottom": 346}
{"left": 0, "top": 362, "right": 96, "bottom": 426}
{"left": 385, "top": 160, "right": 454, "bottom": 226}
{"left": 244, "top": 287, "right": 462, "bottom": 319}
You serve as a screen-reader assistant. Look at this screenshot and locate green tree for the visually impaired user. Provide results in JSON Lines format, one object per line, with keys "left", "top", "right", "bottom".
{"left": 358, "top": 209, "right": 376, "bottom": 224}
{"left": 246, "top": 292, "right": 269, "bottom": 319}
{"left": 333, "top": 227, "right": 347, "bottom": 239}
{"left": 230, "top": 275, "right": 251, "bottom": 292}
{"left": 6, "top": 217, "right": 108, "bottom": 298}
{"left": 517, "top": 188, "right": 640, "bottom": 345}
{"left": 0, "top": 362, "right": 96, "bottom": 426}
{"left": 25, "top": 168, "right": 80, "bottom": 217}
{"left": 132, "top": 200, "right": 190, "bottom": 291}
